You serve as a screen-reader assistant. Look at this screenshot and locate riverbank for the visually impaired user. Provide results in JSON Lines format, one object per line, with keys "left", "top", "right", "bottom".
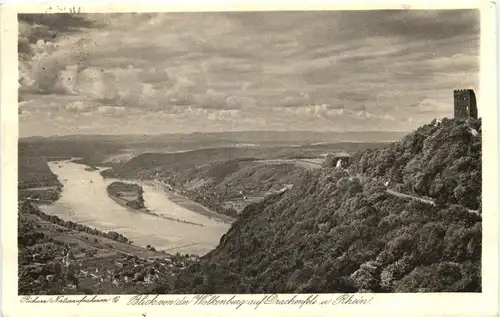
{"left": 18, "top": 185, "right": 62, "bottom": 204}
{"left": 107, "top": 181, "right": 206, "bottom": 227}
{"left": 21, "top": 200, "right": 134, "bottom": 244}
{"left": 143, "top": 180, "right": 234, "bottom": 224}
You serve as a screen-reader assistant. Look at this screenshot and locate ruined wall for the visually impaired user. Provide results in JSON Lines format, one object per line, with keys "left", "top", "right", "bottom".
{"left": 454, "top": 89, "right": 478, "bottom": 120}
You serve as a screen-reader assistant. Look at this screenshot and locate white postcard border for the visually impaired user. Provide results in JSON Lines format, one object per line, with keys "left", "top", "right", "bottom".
{"left": 1, "top": 1, "right": 498, "bottom": 317}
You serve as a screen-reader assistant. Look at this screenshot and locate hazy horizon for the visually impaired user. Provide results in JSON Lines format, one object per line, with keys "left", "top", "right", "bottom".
{"left": 18, "top": 11, "right": 479, "bottom": 137}
{"left": 19, "top": 128, "right": 410, "bottom": 139}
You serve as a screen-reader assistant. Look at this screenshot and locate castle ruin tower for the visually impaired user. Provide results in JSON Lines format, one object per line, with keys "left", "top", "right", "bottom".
{"left": 454, "top": 89, "right": 478, "bottom": 120}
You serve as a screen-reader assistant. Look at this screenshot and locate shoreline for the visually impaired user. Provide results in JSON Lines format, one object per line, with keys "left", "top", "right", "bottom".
{"left": 106, "top": 187, "right": 206, "bottom": 227}
{"left": 142, "top": 180, "right": 235, "bottom": 224}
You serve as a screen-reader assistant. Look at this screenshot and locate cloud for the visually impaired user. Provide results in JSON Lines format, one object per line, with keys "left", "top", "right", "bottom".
{"left": 97, "top": 106, "right": 127, "bottom": 115}
{"left": 207, "top": 109, "right": 240, "bottom": 121}
{"left": 19, "top": 13, "right": 99, "bottom": 36}
{"left": 412, "top": 98, "right": 449, "bottom": 114}
{"left": 18, "top": 11, "right": 480, "bottom": 136}
{"left": 277, "top": 91, "right": 312, "bottom": 108}
{"left": 65, "top": 101, "right": 94, "bottom": 112}
{"left": 18, "top": 109, "right": 31, "bottom": 118}
{"left": 190, "top": 89, "right": 249, "bottom": 110}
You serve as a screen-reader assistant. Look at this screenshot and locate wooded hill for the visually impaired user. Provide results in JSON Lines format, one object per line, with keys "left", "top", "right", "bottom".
{"left": 350, "top": 118, "right": 481, "bottom": 210}
{"left": 18, "top": 143, "right": 61, "bottom": 189}
{"left": 164, "top": 118, "right": 482, "bottom": 294}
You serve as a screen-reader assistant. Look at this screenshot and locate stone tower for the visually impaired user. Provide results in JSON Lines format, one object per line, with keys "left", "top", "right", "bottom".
{"left": 454, "top": 89, "right": 478, "bottom": 120}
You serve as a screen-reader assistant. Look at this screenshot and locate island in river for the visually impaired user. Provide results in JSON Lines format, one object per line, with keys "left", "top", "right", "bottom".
{"left": 106, "top": 180, "right": 206, "bottom": 227}
{"left": 84, "top": 165, "right": 99, "bottom": 172}
{"left": 106, "top": 181, "right": 148, "bottom": 212}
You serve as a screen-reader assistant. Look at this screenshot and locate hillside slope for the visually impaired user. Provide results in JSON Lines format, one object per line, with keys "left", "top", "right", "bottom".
{"left": 100, "top": 143, "right": 390, "bottom": 180}
{"left": 350, "top": 118, "right": 481, "bottom": 210}
{"left": 166, "top": 118, "right": 482, "bottom": 294}
{"left": 101, "top": 143, "right": 388, "bottom": 218}
{"left": 18, "top": 144, "right": 61, "bottom": 189}
{"left": 179, "top": 161, "right": 306, "bottom": 216}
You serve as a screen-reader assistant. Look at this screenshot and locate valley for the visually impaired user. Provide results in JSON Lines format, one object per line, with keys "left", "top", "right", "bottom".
{"left": 17, "top": 120, "right": 481, "bottom": 294}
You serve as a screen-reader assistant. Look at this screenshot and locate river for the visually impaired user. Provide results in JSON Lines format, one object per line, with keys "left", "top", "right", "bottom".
{"left": 39, "top": 160, "right": 231, "bottom": 255}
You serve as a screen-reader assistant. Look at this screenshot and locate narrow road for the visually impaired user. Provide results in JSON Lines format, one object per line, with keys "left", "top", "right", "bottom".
{"left": 254, "top": 158, "right": 323, "bottom": 170}
{"left": 385, "top": 189, "right": 480, "bottom": 216}
{"left": 350, "top": 171, "right": 480, "bottom": 216}
{"left": 386, "top": 189, "right": 435, "bottom": 205}
{"left": 21, "top": 198, "right": 55, "bottom": 203}
{"left": 164, "top": 243, "right": 200, "bottom": 252}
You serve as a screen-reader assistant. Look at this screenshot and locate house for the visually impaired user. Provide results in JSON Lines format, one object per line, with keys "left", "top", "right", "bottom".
{"left": 327, "top": 153, "right": 352, "bottom": 169}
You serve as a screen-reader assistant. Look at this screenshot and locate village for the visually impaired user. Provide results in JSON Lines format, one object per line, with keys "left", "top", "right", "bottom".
{"left": 18, "top": 201, "right": 200, "bottom": 294}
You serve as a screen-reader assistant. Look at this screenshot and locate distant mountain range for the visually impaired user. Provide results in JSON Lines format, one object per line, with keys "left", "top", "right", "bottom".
{"left": 20, "top": 130, "right": 408, "bottom": 144}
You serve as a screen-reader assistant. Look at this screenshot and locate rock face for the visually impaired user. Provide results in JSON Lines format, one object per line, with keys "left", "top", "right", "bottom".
{"left": 106, "top": 181, "right": 146, "bottom": 211}
{"left": 167, "top": 118, "right": 482, "bottom": 294}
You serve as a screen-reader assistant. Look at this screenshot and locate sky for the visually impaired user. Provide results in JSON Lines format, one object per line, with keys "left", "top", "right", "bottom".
{"left": 18, "top": 10, "right": 480, "bottom": 137}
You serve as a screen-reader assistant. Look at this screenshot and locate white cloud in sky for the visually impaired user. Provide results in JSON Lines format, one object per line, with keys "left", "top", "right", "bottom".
{"left": 18, "top": 11, "right": 479, "bottom": 136}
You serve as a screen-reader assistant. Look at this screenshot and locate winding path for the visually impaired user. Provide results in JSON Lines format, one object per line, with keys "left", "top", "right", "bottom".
{"left": 385, "top": 188, "right": 480, "bottom": 216}
{"left": 348, "top": 173, "right": 480, "bottom": 216}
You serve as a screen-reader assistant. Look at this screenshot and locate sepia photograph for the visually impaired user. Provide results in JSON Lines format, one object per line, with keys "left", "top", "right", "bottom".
{"left": 14, "top": 7, "right": 486, "bottom": 298}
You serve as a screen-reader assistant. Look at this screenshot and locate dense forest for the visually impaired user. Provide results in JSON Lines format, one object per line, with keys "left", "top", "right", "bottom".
{"left": 163, "top": 118, "right": 482, "bottom": 294}
{"left": 350, "top": 118, "right": 481, "bottom": 210}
